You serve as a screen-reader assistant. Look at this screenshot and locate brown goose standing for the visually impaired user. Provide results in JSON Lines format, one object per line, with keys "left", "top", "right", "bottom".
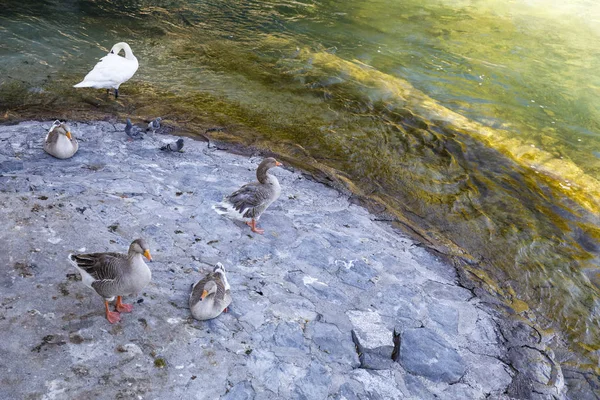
{"left": 44, "top": 120, "right": 79, "bottom": 159}
{"left": 68, "top": 238, "right": 152, "bottom": 324}
{"left": 213, "top": 157, "right": 282, "bottom": 234}
{"left": 189, "top": 263, "right": 232, "bottom": 321}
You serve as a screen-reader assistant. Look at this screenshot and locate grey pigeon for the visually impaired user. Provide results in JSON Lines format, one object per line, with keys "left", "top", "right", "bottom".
{"left": 147, "top": 117, "right": 162, "bottom": 132}
{"left": 125, "top": 118, "right": 143, "bottom": 140}
{"left": 351, "top": 329, "right": 400, "bottom": 370}
{"left": 160, "top": 138, "right": 184, "bottom": 152}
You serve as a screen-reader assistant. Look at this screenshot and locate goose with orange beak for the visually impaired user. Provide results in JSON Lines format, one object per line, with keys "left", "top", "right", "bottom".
{"left": 189, "top": 263, "right": 231, "bottom": 321}
{"left": 68, "top": 238, "right": 153, "bottom": 324}
{"left": 213, "top": 157, "right": 283, "bottom": 234}
{"left": 44, "top": 120, "right": 79, "bottom": 159}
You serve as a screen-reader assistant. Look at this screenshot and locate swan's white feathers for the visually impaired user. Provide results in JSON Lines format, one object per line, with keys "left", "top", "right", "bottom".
{"left": 74, "top": 42, "right": 138, "bottom": 90}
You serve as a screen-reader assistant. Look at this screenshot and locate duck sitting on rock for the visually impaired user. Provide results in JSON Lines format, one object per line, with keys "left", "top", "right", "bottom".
{"left": 44, "top": 120, "right": 78, "bottom": 159}
{"left": 189, "top": 263, "right": 232, "bottom": 321}
{"left": 213, "top": 157, "right": 282, "bottom": 234}
{"left": 68, "top": 238, "right": 153, "bottom": 324}
{"left": 351, "top": 329, "right": 401, "bottom": 370}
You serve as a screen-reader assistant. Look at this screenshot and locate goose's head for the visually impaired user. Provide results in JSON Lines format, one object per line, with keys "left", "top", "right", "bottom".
{"left": 256, "top": 157, "right": 283, "bottom": 183}
{"left": 129, "top": 238, "right": 152, "bottom": 261}
{"left": 259, "top": 157, "right": 283, "bottom": 170}
{"left": 50, "top": 120, "right": 72, "bottom": 140}
{"left": 200, "top": 280, "right": 218, "bottom": 301}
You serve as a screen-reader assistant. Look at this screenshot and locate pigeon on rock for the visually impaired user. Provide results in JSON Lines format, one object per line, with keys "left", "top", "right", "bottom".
{"left": 147, "top": 117, "right": 162, "bottom": 133}
{"left": 125, "top": 118, "right": 144, "bottom": 140}
{"left": 160, "top": 138, "right": 184, "bottom": 152}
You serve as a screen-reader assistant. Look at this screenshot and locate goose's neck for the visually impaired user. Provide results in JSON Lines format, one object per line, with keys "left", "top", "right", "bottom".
{"left": 257, "top": 165, "right": 272, "bottom": 184}
{"left": 127, "top": 253, "right": 146, "bottom": 268}
{"left": 55, "top": 134, "right": 72, "bottom": 147}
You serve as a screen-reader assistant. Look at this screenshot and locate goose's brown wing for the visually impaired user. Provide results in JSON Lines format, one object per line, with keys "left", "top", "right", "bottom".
{"left": 45, "top": 129, "right": 60, "bottom": 146}
{"left": 226, "top": 182, "right": 271, "bottom": 218}
{"left": 70, "top": 252, "right": 127, "bottom": 280}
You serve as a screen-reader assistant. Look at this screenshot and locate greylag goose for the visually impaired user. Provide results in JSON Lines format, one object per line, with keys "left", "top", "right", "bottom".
{"left": 74, "top": 42, "right": 139, "bottom": 98}
{"left": 68, "top": 238, "right": 153, "bottom": 324}
{"left": 44, "top": 120, "right": 78, "bottom": 159}
{"left": 213, "top": 157, "right": 282, "bottom": 234}
{"left": 189, "top": 263, "right": 232, "bottom": 321}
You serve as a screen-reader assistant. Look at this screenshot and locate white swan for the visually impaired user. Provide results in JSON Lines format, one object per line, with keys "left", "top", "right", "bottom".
{"left": 74, "top": 42, "right": 139, "bottom": 98}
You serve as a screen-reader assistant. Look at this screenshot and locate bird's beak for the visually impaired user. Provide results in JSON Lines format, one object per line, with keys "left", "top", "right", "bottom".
{"left": 275, "top": 161, "right": 283, "bottom": 166}
{"left": 143, "top": 250, "right": 153, "bottom": 261}
{"left": 200, "top": 289, "right": 208, "bottom": 300}
{"left": 66, "top": 131, "right": 72, "bottom": 140}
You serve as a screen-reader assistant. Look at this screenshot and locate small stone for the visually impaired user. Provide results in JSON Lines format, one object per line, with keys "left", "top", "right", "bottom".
{"left": 69, "top": 333, "right": 84, "bottom": 344}
{"left": 116, "top": 343, "right": 143, "bottom": 356}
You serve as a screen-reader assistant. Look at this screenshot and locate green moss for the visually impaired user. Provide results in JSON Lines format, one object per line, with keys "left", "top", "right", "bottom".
{"left": 154, "top": 358, "right": 167, "bottom": 368}
{"left": 0, "top": 81, "right": 32, "bottom": 110}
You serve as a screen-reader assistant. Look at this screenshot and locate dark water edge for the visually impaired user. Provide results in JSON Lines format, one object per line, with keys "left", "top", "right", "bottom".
{"left": 2, "top": 81, "right": 600, "bottom": 398}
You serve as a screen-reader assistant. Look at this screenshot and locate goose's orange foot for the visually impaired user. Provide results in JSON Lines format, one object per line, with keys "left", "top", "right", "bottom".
{"left": 246, "top": 219, "right": 264, "bottom": 234}
{"left": 116, "top": 296, "right": 133, "bottom": 313}
{"left": 106, "top": 310, "right": 121, "bottom": 324}
{"left": 223, "top": 307, "right": 229, "bottom": 313}
{"left": 105, "top": 301, "right": 121, "bottom": 323}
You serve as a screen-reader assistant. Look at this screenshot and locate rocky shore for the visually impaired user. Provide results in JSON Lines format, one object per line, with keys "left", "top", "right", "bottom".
{"left": 0, "top": 121, "right": 566, "bottom": 399}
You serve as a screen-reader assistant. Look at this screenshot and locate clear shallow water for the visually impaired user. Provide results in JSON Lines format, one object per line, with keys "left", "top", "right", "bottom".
{"left": 1, "top": 0, "right": 600, "bottom": 389}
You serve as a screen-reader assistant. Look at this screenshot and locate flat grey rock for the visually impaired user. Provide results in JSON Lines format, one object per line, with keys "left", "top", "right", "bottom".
{"left": 400, "top": 327, "right": 466, "bottom": 383}
{"left": 0, "top": 121, "right": 566, "bottom": 399}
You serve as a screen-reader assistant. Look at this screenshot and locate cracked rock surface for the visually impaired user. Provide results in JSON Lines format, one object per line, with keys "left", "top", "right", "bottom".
{"left": 0, "top": 121, "right": 566, "bottom": 399}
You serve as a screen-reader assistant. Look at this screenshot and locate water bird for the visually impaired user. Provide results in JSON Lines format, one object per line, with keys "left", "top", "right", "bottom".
{"left": 44, "top": 120, "right": 78, "bottom": 159}
{"left": 189, "top": 263, "right": 232, "bottom": 321}
{"left": 124, "top": 118, "right": 144, "bottom": 140}
{"left": 147, "top": 117, "right": 162, "bottom": 133}
{"left": 68, "top": 238, "right": 153, "bottom": 324}
{"left": 213, "top": 157, "right": 282, "bottom": 234}
{"left": 351, "top": 329, "right": 401, "bottom": 370}
{"left": 73, "top": 42, "right": 139, "bottom": 98}
{"left": 160, "top": 138, "right": 184, "bottom": 152}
